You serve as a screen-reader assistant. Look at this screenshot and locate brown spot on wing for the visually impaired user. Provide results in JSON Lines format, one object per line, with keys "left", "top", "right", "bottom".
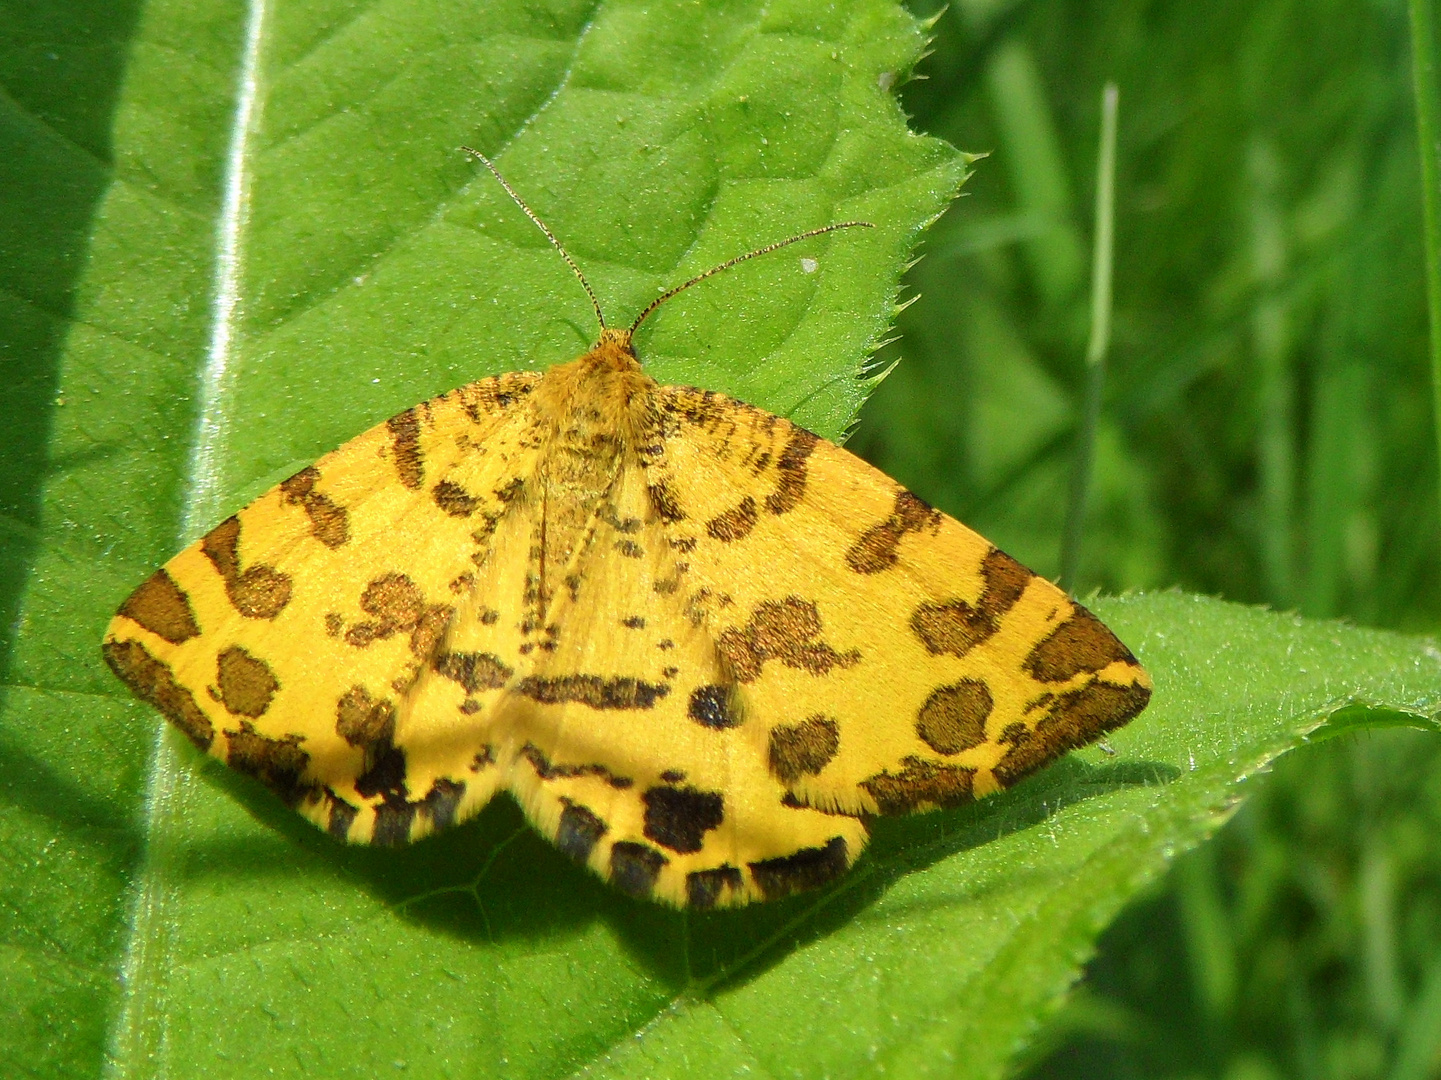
{"left": 335, "top": 685, "right": 396, "bottom": 746}
{"left": 225, "top": 721, "right": 313, "bottom": 806}
{"left": 516, "top": 674, "right": 669, "bottom": 710}
{"left": 420, "top": 777, "right": 465, "bottom": 830}
{"left": 412, "top": 634, "right": 456, "bottom": 683}
{"left": 610, "top": 841, "right": 668, "bottom": 898}
{"left": 687, "top": 683, "right": 741, "bottom": 729}
{"left": 687, "top": 865, "right": 743, "bottom": 909}
{"left": 911, "top": 548, "right": 1032, "bottom": 658}
{"left": 846, "top": 491, "right": 942, "bottom": 574}
{"left": 433, "top": 651, "right": 513, "bottom": 693}
{"left": 456, "top": 373, "right": 537, "bottom": 420}
{"left": 343, "top": 573, "right": 454, "bottom": 658}
{"left": 915, "top": 680, "right": 993, "bottom": 755}
{"left": 214, "top": 645, "right": 279, "bottom": 717}
{"left": 642, "top": 785, "right": 724, "bottom": 854}
{"left": 118, "top": 569, "right": 201, "bottom": 644}
{"left": 1024, "top": 605, "right": 1138, "bottom": 683}
{"left": 706, "top": 496, "right": 758, "bottom": 542}
{"left": 993, "top": 681, "right": 1152, "bottom": 787}
{"left": 201, "top": 517, "right": 292, "bottom": 619}
{"left": 433, "top": 480, "right": 480, "bottom": 517}
{"left": 410, "top": 603, "right": 454, "bottom": 662}
{"left": 495, "top": 477, "right": 524, "bottom": 505}
{"left": 351, "top": 778, "right": 465, "bottom": 841}
{"left": 520, "top": 743, "right": 633, "bottom": 789}
{"left": 556, "top": 800, "right": 608, "bottom": 862}
{"left": 372, "top": 799, "right": 416, "bottom": 847}
{"left": 355, "top": 741, "right": 408, "bottom": 804}
{"left": 861, "top": 756, "right": 975, "bottom": 814}
{"left": 765, "top": 427, "right": 819, "bottom": 515}
{"left": 717, "top": 597, "right": 860, "bottom": 683}
{"left": 749, "top": 836, "right": 848, "bottom": 900}
{"left": 600, "top": 506, "right": 643, "bottom": 534}
{"left": 351, "top": 573, "right": 422, "bottom": 636}
{"left": 471, "top": 747, "right": 496, "bottom": 772}
{"left": 647, "top": 480, "right": 686, "bottom": 523}
{"left": 326, "top": 791, "right": 359, "bottom": 841}
{"left": 387, "top": 408, "right": 424, "bottom": 489}
{"left": 279, "top": 466, "right": 350, "bottom": 548}
{"left": 102, "top": 638, "right": 214, "bottom": 750}
{"left": 768, "top": 716, "right": 840, "bottom": 783}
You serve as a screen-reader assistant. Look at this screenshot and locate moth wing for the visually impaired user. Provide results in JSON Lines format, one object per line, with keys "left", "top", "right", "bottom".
{"left": 641, "top": 386, "right": 1151, "bottom": 820}
{"left": 103, "top": 372, "right": 543, "bottom": 844}
{"left": 495, "top": 458, "right": 866, "bottom": 909}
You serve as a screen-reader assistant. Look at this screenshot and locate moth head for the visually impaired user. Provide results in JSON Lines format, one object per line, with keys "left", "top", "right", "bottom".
{"left": 593, "top": 326, "right": 640, "bottom": 362}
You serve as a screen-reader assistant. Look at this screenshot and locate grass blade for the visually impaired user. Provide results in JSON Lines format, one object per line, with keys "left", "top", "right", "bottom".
{"left": 1061, "top": 81, "right": 1118, "bottom": 591}
{"left": 1411, "top": 0, "right": 1441, "bottom": 516}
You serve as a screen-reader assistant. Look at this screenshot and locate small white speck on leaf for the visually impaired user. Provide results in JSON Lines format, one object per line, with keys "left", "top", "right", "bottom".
{"left": 800, "top": 257, "right": 819, "bottom": 274}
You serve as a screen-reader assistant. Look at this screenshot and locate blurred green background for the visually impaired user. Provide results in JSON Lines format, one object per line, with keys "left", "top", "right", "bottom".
{"left": 851, "top": 1, "right": 1441, "bottom": 1077}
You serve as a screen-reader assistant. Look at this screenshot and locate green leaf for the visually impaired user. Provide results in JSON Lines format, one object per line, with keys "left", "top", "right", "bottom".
{"left": 3, "top": 2, "right": 1439, "bottom": 1080}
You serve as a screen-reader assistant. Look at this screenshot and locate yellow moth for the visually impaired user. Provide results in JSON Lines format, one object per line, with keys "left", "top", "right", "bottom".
{"left": 104, "top": 151, "right": 1151, "bottom": 908}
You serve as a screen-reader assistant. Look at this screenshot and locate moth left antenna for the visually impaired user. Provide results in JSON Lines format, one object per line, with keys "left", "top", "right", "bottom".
{"left": 461, "top": 146, "right": 608, "bottom": 331}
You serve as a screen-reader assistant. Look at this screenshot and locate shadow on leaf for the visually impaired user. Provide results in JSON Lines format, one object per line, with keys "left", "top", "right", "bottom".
{"left": 0, "top": 734, "right": 145, "bottom": 852}
{"left": 178, "top": 743, "right": 1177, "bottom": 996}
{"left": 675, "top": 753, "right": 1180, "bottom": 992}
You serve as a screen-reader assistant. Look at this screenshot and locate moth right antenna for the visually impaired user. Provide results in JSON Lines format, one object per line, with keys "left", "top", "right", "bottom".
{"left": 627, "top": 221, "right": 874, "bottom": 336}
{"left": 461, "top": 146, "right": 608, "bottom": 332}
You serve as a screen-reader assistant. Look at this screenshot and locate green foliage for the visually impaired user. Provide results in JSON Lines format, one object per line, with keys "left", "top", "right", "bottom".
{"left": 1025, "top": 724, "right": 1441, "bottom": 1080}
{"left": 855, "top": 1, "right": 1441, "bottom": 1077}
{"left": 861, "top": 0, "right": 1437, "bottom": 629}
{"left": 1, "top": 0, "right": 1438, "bottom": 1079}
